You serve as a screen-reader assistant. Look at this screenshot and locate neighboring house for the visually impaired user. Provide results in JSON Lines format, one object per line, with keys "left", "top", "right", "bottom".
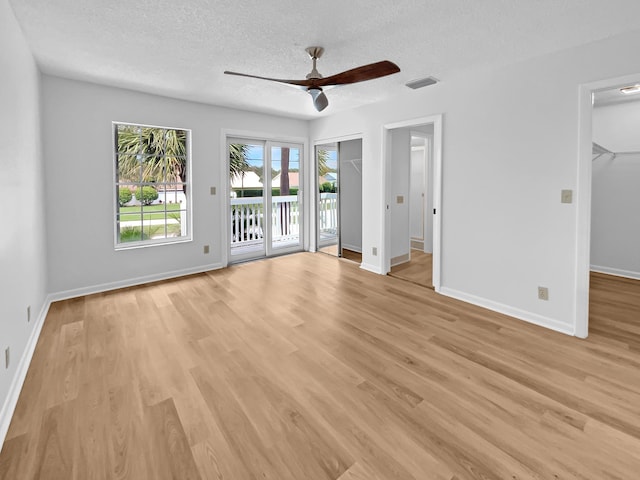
{"left": 271, "top": 171, "right": 299, "bottom": 190}
{"left": 230, "top": 171, "right": 263, "bottom": 190}
{"left": 322, "top": 172, "right": 337, "bottom": 185}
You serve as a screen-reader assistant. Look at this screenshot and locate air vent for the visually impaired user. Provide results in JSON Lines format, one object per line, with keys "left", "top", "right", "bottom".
{"left": 405, "top": 76, "right": 439, "bottom": 90}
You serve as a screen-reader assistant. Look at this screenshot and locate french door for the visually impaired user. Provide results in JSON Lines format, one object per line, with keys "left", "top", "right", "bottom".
{"left": 228, "top": 138, "right": 303, "bottom": 262}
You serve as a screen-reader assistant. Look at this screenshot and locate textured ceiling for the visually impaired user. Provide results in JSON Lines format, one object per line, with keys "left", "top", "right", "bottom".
{"left": 10, "top": 0, "right": 640, "bottom": 119}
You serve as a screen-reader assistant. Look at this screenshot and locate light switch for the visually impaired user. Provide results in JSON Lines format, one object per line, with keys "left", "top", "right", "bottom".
{"left": 561, "top": 189, "right": 572, "bottom": 204}
{"left": 396, "top": 195, "right": 404, "bottom": 204}
{"left": 210, "top": 187, "right": 216, "bottom": 195}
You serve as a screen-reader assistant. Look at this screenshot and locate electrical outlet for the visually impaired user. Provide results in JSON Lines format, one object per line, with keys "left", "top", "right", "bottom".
{"left": 372, "top": 247, "right": 378, "bottom": 256}
{"left": 397, "top": 195, "right": 404, "bottom": 204}
{"left": 203, "top": 245, "right": 210, "bottom": 254}
{"left": 210, "top": 187, "right": 216, "bottom": 195}
{"left": 538, "top": 286, "right": 549, "bottom": 301}
{"left": 27, "top": 305, "right": 31, "bottom": 323}
{"left": 5, "top": 347, "right": 9, "bottom": 369}
{"left": 561, "top": 189, "right": 573, "bottom": 204}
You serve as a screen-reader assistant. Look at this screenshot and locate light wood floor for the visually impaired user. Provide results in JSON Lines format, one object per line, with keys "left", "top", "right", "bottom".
{"left": 389, "top": 250, "right": 433, "bottom": 288}
{"left": 2, "top": 254, "right": 640, "bottom": 479}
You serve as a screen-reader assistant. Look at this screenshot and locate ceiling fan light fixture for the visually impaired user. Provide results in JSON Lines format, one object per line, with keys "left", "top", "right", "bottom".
{"left": 619, "top": 84, "right": 640, "bottom": 95}
{"left": 308, "top": 88, "right": 328, "bottom": 112}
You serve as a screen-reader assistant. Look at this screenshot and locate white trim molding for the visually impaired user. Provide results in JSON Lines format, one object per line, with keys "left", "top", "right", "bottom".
{"left": 591, "top": 265, "right": 640, "bottom": 281}
{"left": 0, "top": 301, "right": 51, "bottom": 447}
{"left": 49, "top": 263, "right": 224, "bottom": 302}
{"left": 439, "top": 287, "right": 575, "bottom": 336}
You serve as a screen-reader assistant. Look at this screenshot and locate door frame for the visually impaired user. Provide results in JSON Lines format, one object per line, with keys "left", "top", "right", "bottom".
{"left": 382, "top": 114, "right": 443, "bottom": 291}
{"left": 221, "top": 129, "right": 308, "bottom": 267}
{"left": 575, "top": 72, "right": 640, "bottom": 338}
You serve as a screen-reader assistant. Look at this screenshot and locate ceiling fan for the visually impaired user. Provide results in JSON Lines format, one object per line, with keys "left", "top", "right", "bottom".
{"left": 224, "top": 47, "right": 400, "bottom": 112}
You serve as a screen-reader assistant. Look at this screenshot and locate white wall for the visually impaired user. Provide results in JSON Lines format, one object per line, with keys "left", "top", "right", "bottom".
{"left": 42, "top": 76, "right": 308, "bottom": 296}
{"left": 390, "top": 128, "right": 411, "bottom": 262}
{"left": 591, "top": 101, "right": 640, "bottom": 278}
{"left": 0, "top": 0, "right": 48, "bottom": 443}
{"left": 339, "top": 139, "right": 362, "bottom": 252}
{"left": 310, "top": 28, "right": 640, "bottom": 336}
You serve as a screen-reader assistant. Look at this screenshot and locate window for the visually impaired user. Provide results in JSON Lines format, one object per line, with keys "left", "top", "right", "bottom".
{"left": 114, "top": 122, "right": 191, "bottom": 248}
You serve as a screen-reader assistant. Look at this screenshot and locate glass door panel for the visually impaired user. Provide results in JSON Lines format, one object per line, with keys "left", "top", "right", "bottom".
{"left": 229, "top": 141, "right": 265, "bottom": 260}
{"left": 316, "top": 143, "right": 339, "bottom": 256}
{"left": 271, "top": 145, "right": 302, "bottom": 251}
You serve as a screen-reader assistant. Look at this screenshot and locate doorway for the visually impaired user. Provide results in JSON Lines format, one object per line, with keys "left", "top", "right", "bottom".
{"left": 574, "top": 78, "right": 640, "bottom": 337}
{"left": 383, "top": 115, "right": 442, "bottom": 290}
{"left": 388, "top": 130, "right": 434, "bottom": 287}
{"left": 228, "top": 138, "right": 303, "bottom": 262}
{"left": 316, "top": 138, "right": 363, "bottom": 263}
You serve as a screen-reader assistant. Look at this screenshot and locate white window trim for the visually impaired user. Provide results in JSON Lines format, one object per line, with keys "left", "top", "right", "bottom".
{"left": 112, "top": 121, "right": 193, "bottom": 250}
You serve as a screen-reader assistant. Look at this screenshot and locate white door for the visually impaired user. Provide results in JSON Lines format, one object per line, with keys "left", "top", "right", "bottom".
{"left": 228, "top": 138, "right": 303, "bottom": 262}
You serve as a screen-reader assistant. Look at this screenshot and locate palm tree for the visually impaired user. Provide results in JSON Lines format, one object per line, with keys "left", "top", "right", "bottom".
{"left": 317, "top": 148, "right": 330, "bottom": 177}
{"left": 116, "top": 125, "right": 187, "bottom": 192}
{"left": 229, "top": 143, "right": 250, "bottom": 179}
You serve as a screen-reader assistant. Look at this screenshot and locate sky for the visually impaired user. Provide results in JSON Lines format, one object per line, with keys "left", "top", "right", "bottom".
{"left": 244, "top": 144, "right": 337, "bottom": 170}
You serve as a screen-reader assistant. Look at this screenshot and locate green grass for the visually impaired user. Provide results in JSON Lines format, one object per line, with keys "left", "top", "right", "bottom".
{"left": 119, "top": 203, "right": 182, "bottom": 221}
{"left": 119, "top": 223, "right": 182, "bottom": 243}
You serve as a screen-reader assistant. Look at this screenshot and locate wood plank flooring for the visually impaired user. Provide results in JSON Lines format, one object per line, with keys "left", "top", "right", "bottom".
{"left": 389, "top": 250, "right": 433, "bottom": 288}
{"left": 2, "top": 253, "right": 640, "bottom": 479}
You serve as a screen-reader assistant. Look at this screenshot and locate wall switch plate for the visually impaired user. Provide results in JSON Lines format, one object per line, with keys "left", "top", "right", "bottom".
{"left": 561, "top": 189, "right": 573, "bottom": 204}
{"left": 372, "top": 247, "right": 378, "bottom": 256}
{"left": 210, "top": 187, "right": 216, "bottom": 195}
{"left": 538, "top": 286, "right": 549, "bottom": 301}
{"left": 396, "top": 195, "right": 404, "bottom": 204}
{"left": 5, "top": 347, "right": 9, "bottom": 369}
{"left": 203, "top": 245, "right": 210, "bottom": 254}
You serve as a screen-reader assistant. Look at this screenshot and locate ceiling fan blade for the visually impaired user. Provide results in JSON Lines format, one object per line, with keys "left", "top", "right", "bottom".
{"left": 308, "top": 89, "right": 329, "bottom": 112}
{"left": 224, "top": 70, "right": 312, "bottom": 87}
{"left": 313, "top": 60, "right": 400, "bottom": 87}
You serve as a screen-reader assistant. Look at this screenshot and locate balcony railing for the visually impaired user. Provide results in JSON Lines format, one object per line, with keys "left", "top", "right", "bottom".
{"left": 230, "top": 195, "right": 300, "bottom": 252}
{"left": 230, "top": 193, "right": 338, "bottom": 252}
{"left": 319, "top": 193, "right": 337, "bottom": 241}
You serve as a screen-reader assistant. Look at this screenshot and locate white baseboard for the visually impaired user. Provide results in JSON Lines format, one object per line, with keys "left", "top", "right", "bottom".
{"left": 49, "top": 262, "right": 224, "bottom": 302}
{"left": 439, "top": 287, "right": 575, "bottom": 336}
{"left": 391, "top": 253, "right": 410, "bottom": 267}
{"left": 341, "top": 243, "right": 361, "bottom": 253}
{"left": 0, "top": 299, "right": 51, "bottom": 448}
{"left": 360, "top": 262, "right": 383, "bottom": 275}
{"left": 590, "top": 265, "right": 640, "bottom": 281}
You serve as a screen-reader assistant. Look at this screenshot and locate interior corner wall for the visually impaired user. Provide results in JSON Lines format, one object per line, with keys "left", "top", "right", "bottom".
{"left": 0, "top": 0, "right": 48, "bottom": 443}
{"left": 338, "top": 139, "right": 362, "bottom": 252}
{"left": 310, "top": 28, "right": 640, "bottom": 336}
{"left": 41, "top": 76, "right": 308, "bottom": 297}
{"left": 591, "top": 101, "right": 640, "bottom": 279}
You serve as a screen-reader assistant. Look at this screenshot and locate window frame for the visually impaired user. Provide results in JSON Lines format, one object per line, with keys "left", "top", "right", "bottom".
{"left": 112, "top": 121, "right": 193, "bottom": 250}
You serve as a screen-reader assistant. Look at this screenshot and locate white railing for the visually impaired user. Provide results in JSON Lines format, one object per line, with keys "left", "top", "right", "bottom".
{"left": 319, "top": 193, "right": 338, "bottom": 239}
{"left": 230, "top": 195, "right": 301, "bottom": 250}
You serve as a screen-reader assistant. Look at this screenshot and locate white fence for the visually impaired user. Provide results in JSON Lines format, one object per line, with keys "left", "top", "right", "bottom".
{"left": 319, "top": 193, "right": 338, "bottom": 240}
{"left": 230, "top": 195, "right": 301, "bottom": 250}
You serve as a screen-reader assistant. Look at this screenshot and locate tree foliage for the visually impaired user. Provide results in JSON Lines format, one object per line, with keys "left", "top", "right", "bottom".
{"left": 317, "top": 148, "right": 330, "bottom": 176}
{"left": 118, "top": 187, "right": 133, "bottom": 206}
{"left": 117, "top": 125, "right": 187, "bottom": 192}
{"left": 135, "top": 186, "right": 159, "bottom": 206}
{"left": 229, "top": 143, "right": 250, "bottom": 179}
